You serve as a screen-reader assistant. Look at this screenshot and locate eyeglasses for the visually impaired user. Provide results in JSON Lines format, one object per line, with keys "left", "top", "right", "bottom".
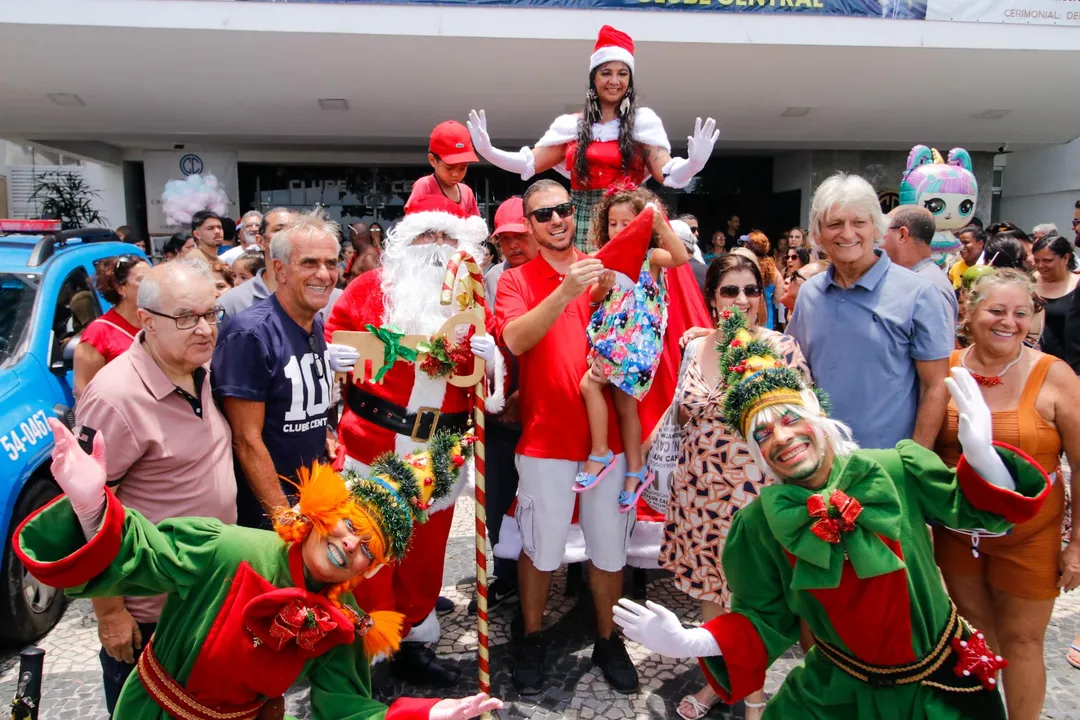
{"left": 527, "top": 202, "right": 574, "bottom": 223}
{"left": 145, "top": 306, "right": 223, "bottom": 330}
{"left": 791, "top": 272, "right": 807, "bottom": 283}
{"left": 1073, "top": 219, "right": 1080, "bottom": 227}
{"left": 717, "top": 284, "right": 763, "bottom": 299}
{"left": 689, "top": 227, "right": 700, "bottom": 235}
{"left": 307, "top": 335, "right": 325, "bottom": 379}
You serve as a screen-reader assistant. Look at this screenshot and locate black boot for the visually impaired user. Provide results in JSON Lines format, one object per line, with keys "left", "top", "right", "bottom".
{"left": 390, "top": 642, "right": 461, "bottom": 688}
{"left": 592, "top": 634, "right": 639, "bottom": 694}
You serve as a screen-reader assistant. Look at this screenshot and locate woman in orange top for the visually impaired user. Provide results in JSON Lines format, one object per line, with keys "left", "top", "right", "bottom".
{"left": 933, "top": 269, "right": 1080, "bottom": 720}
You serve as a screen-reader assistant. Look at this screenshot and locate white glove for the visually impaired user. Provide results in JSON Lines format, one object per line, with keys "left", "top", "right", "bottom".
{"left": 946, "top": 367, "right": 1014, "bottom": 491}
{"left": 467, "top": 110, "right": 536, "bottom": 180}
{"left": 48, "top": 419, "right": 108, "bottom": 539}
{"left": 429, "top": 693, "right": 504, "bottom": 720}
{"left": 469, "top": 334, "right": 496, "bottom": 365}
{"left": 663, "top": 117, "right": 719, "bottom": 189}
{"left": 612, "top": 599, "right": 721, "bottom": 659}
{"left": 327, "top": 343, "right": 360, "bottom": 373}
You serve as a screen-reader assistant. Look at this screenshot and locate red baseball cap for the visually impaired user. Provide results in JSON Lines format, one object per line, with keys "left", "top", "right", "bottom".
{"left": 492, "top": 197, "right": 527, "bottom": 237}
{"left": 429, "top": 120, "right": 478, "bottom": 164}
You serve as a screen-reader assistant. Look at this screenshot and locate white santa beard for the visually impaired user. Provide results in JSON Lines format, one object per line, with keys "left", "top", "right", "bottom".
{"left": 382, "top": 243, "right": 469, "bottom": 335}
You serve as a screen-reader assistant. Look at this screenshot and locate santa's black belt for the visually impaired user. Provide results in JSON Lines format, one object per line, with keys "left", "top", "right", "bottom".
{"left": 813, "top": 605, "right": 1005, "bottom": 719}
{"left": 346, "top": 385, "right": 468, "bottom": 443}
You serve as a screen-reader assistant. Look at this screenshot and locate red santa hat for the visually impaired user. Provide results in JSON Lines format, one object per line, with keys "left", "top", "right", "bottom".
{"left": 392, "top": 193, "right": 489, "bottom": 251}
{"left": 594, "top": 203, "right": 654, "bottom": 279}
{"left": 590, "top": 25, "right": 635, "bottom": 75}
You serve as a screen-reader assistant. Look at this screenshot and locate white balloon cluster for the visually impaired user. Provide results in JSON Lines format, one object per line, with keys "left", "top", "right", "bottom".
{"left": 161, "top": 173, "right": 231, "bottom": 226}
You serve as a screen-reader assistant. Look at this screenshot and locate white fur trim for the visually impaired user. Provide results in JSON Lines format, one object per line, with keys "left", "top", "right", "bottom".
{"left": 536, "top": 114, "right": 580, "bottom": 148}
{"left": 590, "top": 46, "right": 634, "bottom": 74}
{"left": 386, "top": 211, "right": 489, "bottom": 251}
{"left": 484, "top": 350, "right": 507, "bottom": 415}
{"left": 403, "top": 610, "right": 441, "bottom": 644}
{"left": 632, "top": 107, "right": 671, "bottom": 151}
{"left": 535, "top": 108, "right": 669, "bottom": 154}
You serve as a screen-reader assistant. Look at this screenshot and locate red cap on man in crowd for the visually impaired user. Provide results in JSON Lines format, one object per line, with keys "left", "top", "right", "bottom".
{"left": 491, "top": 197, "right": 527, "bottom": 238}
{"left": 429, "top": 121, "right": 479, "bottom": 164}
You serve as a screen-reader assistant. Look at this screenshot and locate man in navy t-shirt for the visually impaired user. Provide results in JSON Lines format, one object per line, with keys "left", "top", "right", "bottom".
{"left": 212, "top": 210, "right": 359, "bottom": 528}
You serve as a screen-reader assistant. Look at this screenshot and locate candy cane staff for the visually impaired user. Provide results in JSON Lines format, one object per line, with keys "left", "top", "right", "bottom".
{"left": 468, "top": 25, "right": 719, "bottom": 252}
{"left": 324, "top": 192, "right": 506, "bottom": 687}
{"left": 612, "top": 308, "right": 1053, "bottom": 720}
{"left": 438, "top": 250, "right": 494, "bottom": 697}
{"left": 15, "top": 419, "right": 503, "bottom": 720}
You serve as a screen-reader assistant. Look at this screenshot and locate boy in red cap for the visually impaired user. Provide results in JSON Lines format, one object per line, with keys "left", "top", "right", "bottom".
{"left": 406, "top": 120, "right": 482, "bottom": 218}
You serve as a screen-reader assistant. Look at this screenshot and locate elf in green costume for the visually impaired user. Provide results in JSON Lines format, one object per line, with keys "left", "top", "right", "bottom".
{"left": 15, "top": 419, "right": 503, "bottom": 720}
{"left": 613, "top": 308, "right": 1051, "bottom": 720}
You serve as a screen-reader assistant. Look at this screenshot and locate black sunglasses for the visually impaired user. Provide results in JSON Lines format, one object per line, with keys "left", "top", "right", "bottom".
{"left": 717, "top": 284, "right": 763, "bottom": 299}
{"left": 528, "top": 202, "right": 574, "bottom": 223}
{"left": 308, "top": 336, "right": 326, "bottom": 379}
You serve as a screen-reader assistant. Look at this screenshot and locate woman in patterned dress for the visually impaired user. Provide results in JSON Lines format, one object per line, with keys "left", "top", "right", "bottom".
{"left": 659, "top": 253, "right": 810, "bottom": 720}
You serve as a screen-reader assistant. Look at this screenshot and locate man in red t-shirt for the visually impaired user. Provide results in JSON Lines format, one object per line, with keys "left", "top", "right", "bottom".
{"left": 406, "top": 120, "right": 481, "bottom": 218}
{"left": 495, "top": 179, "right": 638, "bottom": 696}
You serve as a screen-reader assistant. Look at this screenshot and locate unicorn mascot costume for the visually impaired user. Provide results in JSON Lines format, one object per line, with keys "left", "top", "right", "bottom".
{"left": 899, "top": 145, "right": 979, "bottom": 268}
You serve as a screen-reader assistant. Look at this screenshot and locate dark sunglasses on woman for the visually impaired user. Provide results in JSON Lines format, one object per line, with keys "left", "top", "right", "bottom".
{"left": 717, "top": 284, "right": 763, "bottom": 299}
{"left": 527, "top": 202, "right": 574, "bottom": 223}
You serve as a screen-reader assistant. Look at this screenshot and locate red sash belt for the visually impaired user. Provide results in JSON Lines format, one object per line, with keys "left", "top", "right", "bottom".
{"left": 137, "top": 639, "right": 267, "bottom": 720}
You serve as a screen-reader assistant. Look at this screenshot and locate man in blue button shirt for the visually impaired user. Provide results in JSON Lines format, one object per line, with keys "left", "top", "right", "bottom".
{"left": 787, "top": 173, "right": 953, "bottom": 450}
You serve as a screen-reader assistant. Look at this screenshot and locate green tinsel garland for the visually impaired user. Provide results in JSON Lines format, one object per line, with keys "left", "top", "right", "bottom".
{"left": 714, "top": 306, "right": 829, "bottom": 438}
{"left": 344, "top": 430, "right": 476, "bottom": 561}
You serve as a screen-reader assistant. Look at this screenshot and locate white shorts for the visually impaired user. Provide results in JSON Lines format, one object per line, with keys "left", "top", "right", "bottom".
{"left": 514, "top": 454, "right": 634, "bottom": 573}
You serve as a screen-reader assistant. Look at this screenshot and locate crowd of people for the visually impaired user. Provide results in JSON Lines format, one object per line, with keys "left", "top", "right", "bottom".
{"left": 14, "top": 23, "right": 1079, "bottom": 720}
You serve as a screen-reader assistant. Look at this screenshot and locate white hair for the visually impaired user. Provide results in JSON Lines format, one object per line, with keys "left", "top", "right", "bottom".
{"left": 241, "top": 210, "right": 263, "bottom": 224}
{"left": 269, "top": 208, "right": 341, "bottom": 263}
{"left": 744, "top": 400, "right": 860, "bottom": 482}
{"left": 1033, "top": 223, "right": 1058, "bottom": 236}
{"left": 137, "top": 258, "right": 212, "bottom": 311}
{"left": 808, "top": 173, "right": 888, "bottom": 250}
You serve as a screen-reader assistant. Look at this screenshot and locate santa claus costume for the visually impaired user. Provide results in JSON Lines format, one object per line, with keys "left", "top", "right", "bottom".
{"left": 468, "top": 25, "right": 719, "bottom": 252}
{"left": 325, "top": 194, "right": 505, "bottom": 687}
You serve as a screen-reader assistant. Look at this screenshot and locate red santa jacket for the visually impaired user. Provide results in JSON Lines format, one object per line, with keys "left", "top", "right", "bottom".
{"left": 325, "top": 270, "right": 496, "bottom": 466}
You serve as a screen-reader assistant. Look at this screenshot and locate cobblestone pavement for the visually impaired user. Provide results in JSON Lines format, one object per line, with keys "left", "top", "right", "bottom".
{"left": 2, "top": 496, "right": 1078, "bottom": 719}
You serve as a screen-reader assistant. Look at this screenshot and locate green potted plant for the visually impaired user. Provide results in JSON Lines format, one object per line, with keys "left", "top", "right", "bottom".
{"left": 30, "top": 170, "right": 107, "bottom": 230}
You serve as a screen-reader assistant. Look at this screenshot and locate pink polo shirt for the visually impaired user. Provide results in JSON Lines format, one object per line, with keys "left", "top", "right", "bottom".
{"left": 75, "top": 332, "right": 236, "bottom": 623}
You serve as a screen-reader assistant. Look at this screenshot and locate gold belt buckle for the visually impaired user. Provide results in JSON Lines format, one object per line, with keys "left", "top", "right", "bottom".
{"left": 411, "top": 407, "right": 441, "bottom": 442}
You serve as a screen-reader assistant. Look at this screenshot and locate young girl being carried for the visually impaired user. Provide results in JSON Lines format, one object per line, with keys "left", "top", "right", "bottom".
{"left": 574, "top": 187, "right": 689, "bottom": 512}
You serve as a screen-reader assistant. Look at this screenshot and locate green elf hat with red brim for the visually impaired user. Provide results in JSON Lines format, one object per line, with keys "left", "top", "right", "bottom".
{"left": 594, "top": 204, "right": 654, "bottom": 279}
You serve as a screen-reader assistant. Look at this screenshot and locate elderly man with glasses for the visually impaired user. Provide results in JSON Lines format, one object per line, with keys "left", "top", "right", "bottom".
{"left": 74, "top": 258, "right": 237, "bottom": 717}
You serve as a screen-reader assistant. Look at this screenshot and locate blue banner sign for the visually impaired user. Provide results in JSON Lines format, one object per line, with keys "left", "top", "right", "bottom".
{"left": 252, "top": 0, "right": 927, "bottom": 19}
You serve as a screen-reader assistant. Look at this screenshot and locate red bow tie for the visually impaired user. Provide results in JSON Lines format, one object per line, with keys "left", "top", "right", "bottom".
{"left": 268, "top": 600, "right": 338, "bottom": 652}
{"left": 806, "top": 490, "right": 863, "bottom": 544}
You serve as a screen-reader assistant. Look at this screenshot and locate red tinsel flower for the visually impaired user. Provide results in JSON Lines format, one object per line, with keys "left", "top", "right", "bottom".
{"left": 419, "top": 354, "right": 444, "bottom": 377}
{"left": 730, "top": 339, "right": 742, "bottom": 348}
{"left": 720, "top": 309, "right": 733, "bottom": 319}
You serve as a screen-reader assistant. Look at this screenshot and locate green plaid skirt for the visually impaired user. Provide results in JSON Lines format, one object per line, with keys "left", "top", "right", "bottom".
{"left": 571, "top": 188, "right": 605, "bottom": 252}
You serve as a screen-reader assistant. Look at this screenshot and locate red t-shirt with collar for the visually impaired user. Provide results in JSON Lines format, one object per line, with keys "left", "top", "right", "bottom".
{"left": 495, "top": 251, "right": 623, "bottom": 461}
{"left": 406, "top": 175, "right": 481, "bottom": 218}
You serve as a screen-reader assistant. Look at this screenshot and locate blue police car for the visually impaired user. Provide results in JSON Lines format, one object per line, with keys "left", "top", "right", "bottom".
{"left": 0, "top": 220, "right": 147, "bottom": 644}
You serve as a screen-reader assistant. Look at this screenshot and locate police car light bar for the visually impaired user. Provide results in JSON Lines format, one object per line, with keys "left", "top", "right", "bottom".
{"left": 0, "top": 219, "right": 63, "bottom": 233}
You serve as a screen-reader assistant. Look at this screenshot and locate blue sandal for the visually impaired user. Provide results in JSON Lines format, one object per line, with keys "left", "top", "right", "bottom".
{"left": 619, "top": 469, "right": 655, "bottom": 514}
{"left": 574, "top": 450, "right": 615, "bottom": 493}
